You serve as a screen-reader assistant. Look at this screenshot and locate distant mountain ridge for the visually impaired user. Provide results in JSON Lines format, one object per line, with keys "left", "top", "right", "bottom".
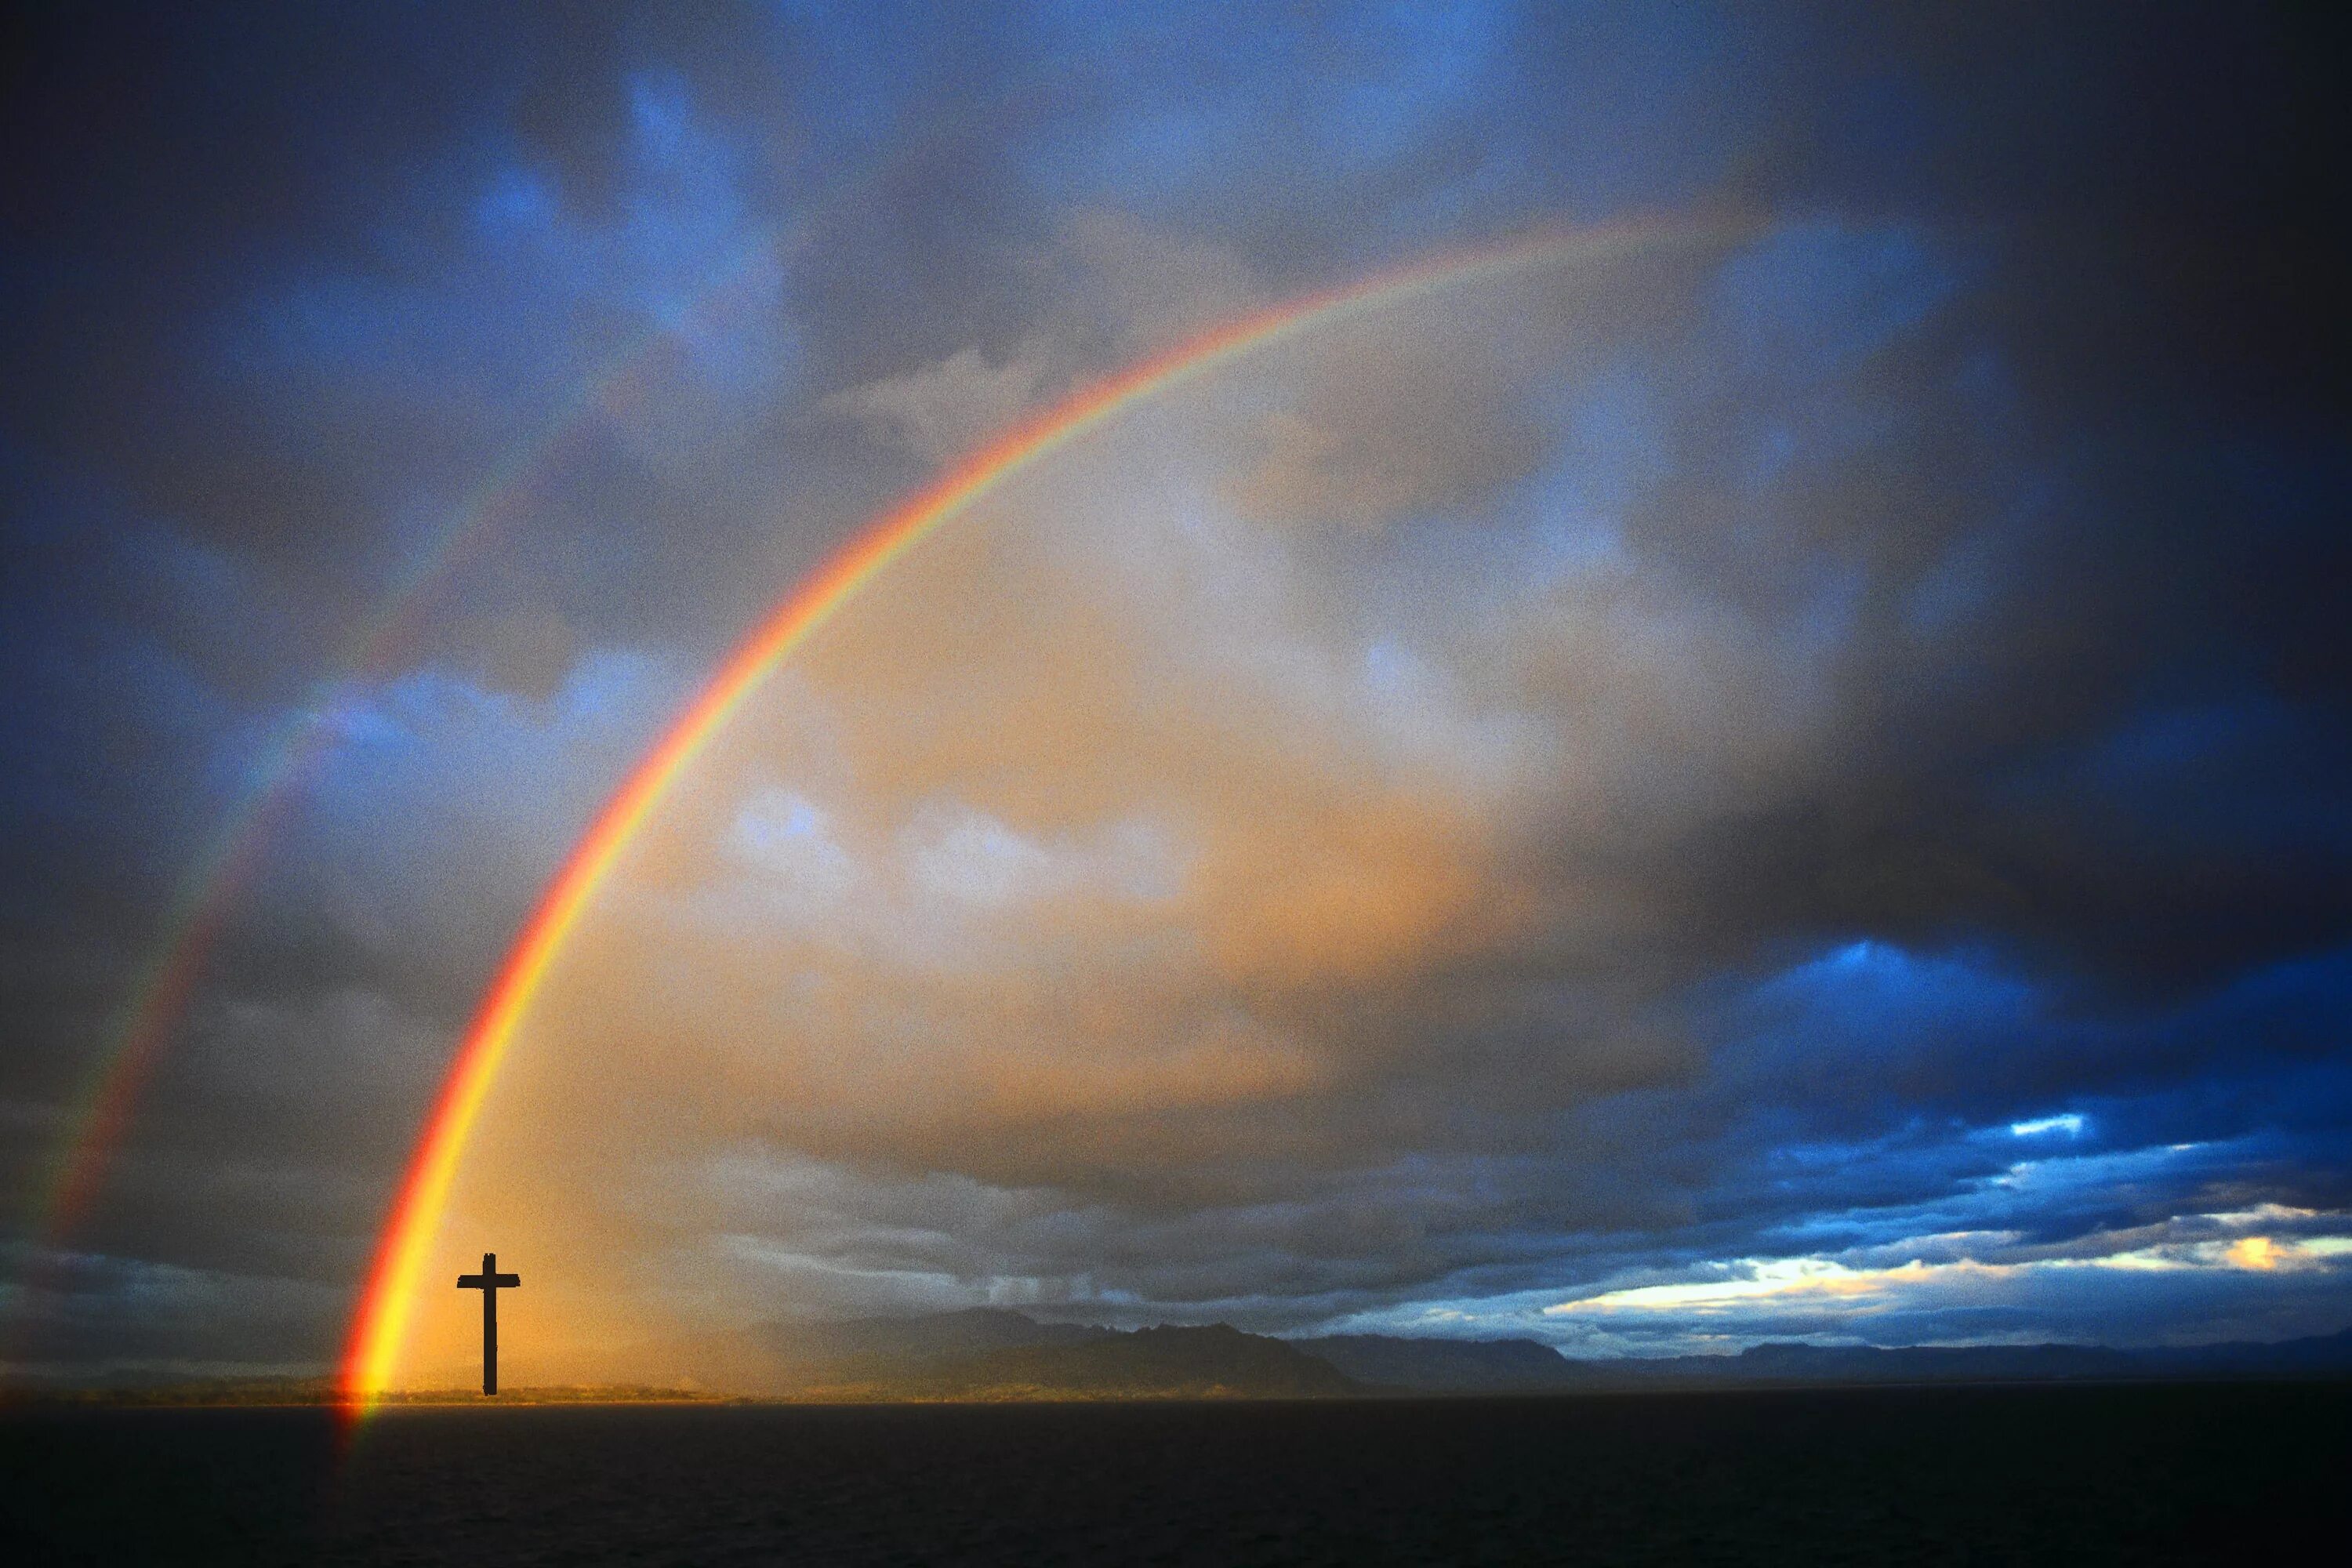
{"left": 884, "top": 1323, "right": 1359, "bottom": 1400}
{"left": 27, "top": 1313, "right": 2351, "bottom": 1402}
{"left": 1304, "top": 1334, "right": 1588, "bottom": 1392}
{"left": 1296, "top": 1327, "right": 2352, "bottom": 1393}
{"left": 633, "top": 1308, "right": 2352, "bottom": 1400}
{"left": 642, "top": 1311, "right": 1356, "bottom": 1400}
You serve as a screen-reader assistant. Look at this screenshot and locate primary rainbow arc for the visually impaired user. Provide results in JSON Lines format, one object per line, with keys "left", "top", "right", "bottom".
{"left": 341, "top": 218, "right": 1733, "bottom": 1401}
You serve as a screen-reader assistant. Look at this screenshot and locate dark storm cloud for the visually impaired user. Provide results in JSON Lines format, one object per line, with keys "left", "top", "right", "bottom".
{"left": 2, "top": 2, "right": 2347, "bottom": 1377}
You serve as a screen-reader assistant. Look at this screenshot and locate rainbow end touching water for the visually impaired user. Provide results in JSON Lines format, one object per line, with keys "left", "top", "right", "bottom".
{"left": 339, "top": 217, "right": 1745, "bottom": 1404}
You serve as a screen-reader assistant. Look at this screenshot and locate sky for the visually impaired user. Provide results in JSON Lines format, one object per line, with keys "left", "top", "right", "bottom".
{"left": 2, "top": 2, "right": 2347, "bottom": 1384}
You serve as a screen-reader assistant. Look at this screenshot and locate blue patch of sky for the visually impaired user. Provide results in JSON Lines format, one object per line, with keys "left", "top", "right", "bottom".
{"left": 1022, "top": 108, "right": 1267, "bottom": 247}
{"left": 1647, "top": 938, "right": 2352, "bottom": 1262}
{"left": 1044, "top": 0, "right": 1770, "bottom": 258}
{"left": 215, "top": 67, "right": 791, "bottom": 463}
{"left": 1501, "top": 361, "right": 1661, "bottom": 585}
{"left": 1745, "top": 936, "right": 2348, "bottom": 1112}
{"left": 2009, "top": 1111, "right": 2086, "bottom": 1138}
{"left": 1711, "top": 223, "right": 1958, "bottom": 382}
{"left": 1726, "top": 939, "right": 2043, "bottom": 1087}
{"left": 287, "top": 655, "right": 647, "bottom": 847}
{"left": 1495, "top": 1, "right": 1781, "bottom": 217}
{"left": 2011, "top": 695, "right": 2350, "bottom": 858}
{"left": 278, "top": 651, "right": 684, "bottom": 939}
{"left": 1322, "top": 2, "right": 1508, "bottom": 164}
{"left": 1900, "top": 503, "right": 2014, "bottom": 641}
{"left": 1821, "top": 64, "right": 1938, "bottom": 196}
{"left": 1015, "top": 2, "right": 1524, "bottom": 259}
{"left": 0, "top": 497, "right": 274, "bottom": 851}
{"left": 772, "top": 1, "right": 922, "bottom": 151}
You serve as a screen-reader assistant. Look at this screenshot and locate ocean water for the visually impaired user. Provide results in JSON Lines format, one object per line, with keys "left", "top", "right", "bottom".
{"left": 4, "top": 1384, "right": 2346, "bottom": 1565}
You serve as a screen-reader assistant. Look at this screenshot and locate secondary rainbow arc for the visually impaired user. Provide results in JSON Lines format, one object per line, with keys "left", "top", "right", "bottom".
{"left": 12, "top": 229, "right": 789, "bottom": 1283}
{"left": 340, "top": 217, "right": 1738, "bottom": 1402}
{"left": 36, "top": 96, "right": 1083, "bottom": 1259}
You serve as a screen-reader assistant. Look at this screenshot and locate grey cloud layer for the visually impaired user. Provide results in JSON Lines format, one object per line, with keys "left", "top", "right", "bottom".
{"left": 2, "top": 2, "right": 2345, "bottom": 1377}
{"left": 416, "top": 229, "right": 2350, "bottom": 1374}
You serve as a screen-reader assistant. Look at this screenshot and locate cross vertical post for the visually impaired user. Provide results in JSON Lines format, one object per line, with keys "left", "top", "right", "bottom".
{"left": 455, "top": 1251, "right": 521, "bottom": 1396}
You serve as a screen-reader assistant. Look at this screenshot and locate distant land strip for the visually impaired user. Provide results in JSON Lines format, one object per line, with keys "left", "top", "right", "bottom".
{"left": 17, "top": 1312, "right": 2352, "bottom": 1404}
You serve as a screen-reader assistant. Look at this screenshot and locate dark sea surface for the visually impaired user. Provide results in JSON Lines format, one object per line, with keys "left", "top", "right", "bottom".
{"left": 5, "top": 1384, "right": 2347, "bottom": 1565}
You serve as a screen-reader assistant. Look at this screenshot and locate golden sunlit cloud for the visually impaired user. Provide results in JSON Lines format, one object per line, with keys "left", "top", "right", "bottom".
{"left": 371, "top": 240, "right": 1760, "bottom": 1388}
{"left": 1547, "top": 1229, "right": 2352, "bottom": 1322}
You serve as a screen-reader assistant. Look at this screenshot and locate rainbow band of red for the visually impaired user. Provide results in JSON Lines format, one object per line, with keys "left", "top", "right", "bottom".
{"left": 339, "top": 217, "right": 1736, "bottom": 1400}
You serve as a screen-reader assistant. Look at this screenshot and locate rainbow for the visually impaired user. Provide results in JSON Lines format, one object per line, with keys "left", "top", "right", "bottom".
{"left": 339, "top": 217, "right": 1741, "bottom": 1401}
{"left": 13, "top": 228, "right": 788, "bottom": 1277}
{"left": 25, "top": 101, "right": 1058, "bottom": 1266}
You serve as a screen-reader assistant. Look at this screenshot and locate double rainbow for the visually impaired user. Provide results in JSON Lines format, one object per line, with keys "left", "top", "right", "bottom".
{"left": 16, "top": 230, "right": 788, "bottom": 1272}
{"left": 340, "top": 218, "right": 1736, "bottom": 1400}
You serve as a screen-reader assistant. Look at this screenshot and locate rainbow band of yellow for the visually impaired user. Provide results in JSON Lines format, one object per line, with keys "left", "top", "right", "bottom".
{"left": 340, "top": 216, "right": 1741, "bottom": 1402}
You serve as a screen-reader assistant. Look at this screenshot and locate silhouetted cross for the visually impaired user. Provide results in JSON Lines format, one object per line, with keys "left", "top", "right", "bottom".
{"left": 456, "top": 1251, "right": 521, "bottom": 1396}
